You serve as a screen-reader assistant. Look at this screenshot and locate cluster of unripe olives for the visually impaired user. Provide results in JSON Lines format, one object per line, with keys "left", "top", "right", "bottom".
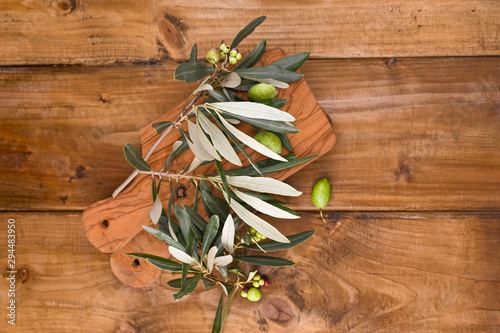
{"left": 206, "top": 43, "right": 243, "bottom": 65}
{"left": 240, "top": 273, "right": 269, "bottom": 302}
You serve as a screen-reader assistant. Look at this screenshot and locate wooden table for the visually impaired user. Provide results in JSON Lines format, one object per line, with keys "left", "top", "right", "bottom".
{"left": 1, "top": 1, "right": 499, "bottom": 332}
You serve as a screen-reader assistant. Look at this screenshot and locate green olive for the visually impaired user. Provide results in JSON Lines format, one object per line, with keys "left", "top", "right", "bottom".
{"left": 312, "top": 178, "right": 331, "bottom": 209}
{"left": 254, "top": 131, "right": 282, "bottom": 154}
{"left": 246, "top": 287, "right": 262, "bottom": 302}
{"left": 247, "top": 83, "right": 278, "bottom": 101}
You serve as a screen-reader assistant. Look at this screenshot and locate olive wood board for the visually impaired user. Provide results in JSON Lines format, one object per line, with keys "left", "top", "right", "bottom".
{"left": 82, "top": 47, "right": 337, "bottom": 287}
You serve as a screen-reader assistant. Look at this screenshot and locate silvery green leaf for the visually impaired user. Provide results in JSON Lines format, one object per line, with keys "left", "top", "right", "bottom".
{"left": 234, "top": 39, "right": 266, "bottom": 70}
{"left": 229, "top": 198, "right": 289, "bottom": 243}
{"left": 234, "top": 255, "right": 295, "bottom": 267}
{"left": 149, "top": 194, "right": 163, "bottom": 224}
{"left": 271, "top": 52, "right": 310, "bottom": 71}
{"left": 254, "top": 78, "right": 289, "bottom": 89}
{"left": 193, "top": 83, "right": 214, "bottom": 94}
{"left": 143, "top": 226, "right": 185, "bottom": 251}
{"left": 235, "top": 64, "right": 303, "bottom": 83}
{"left": 223, "top": 175, "right": 302, "bottom": 197}
{"left": 197, "top": 111, "right": 241, "bottom": 166}
{"left": 207, "top": 246, "right": 218, "bottom": 272}
{"left": 200, "top": 215, "right": 220, "bottom": 259}
{"left": 255, "top": 98, "right": 288, "bottom": 109}
{"left": 152, "top": 121, "right": 174, "bottom": 135}
{"left": 208, "top": 102, "right": 295, "bottom": 122}
{"left": 168, "top": 245, "right": 198, "bottom": 265}
{"left": 221, "top": 72, "right": 241, "bottom": 88}
{"left": 174, "top": 62, "right": 214, "bottom": 83}
{"left": 123, "top": 143, "right": 151, "bottom": 172}
{"left": 233, "top": 188, "right": 299, "bottom": 219}
{"left": 221, "top": 214, "right": 235, "bottom": 253}
{"left": 215, "top": 112, "right": 287, "bottom": 162}
{"left": 189, "top": 43, "right": 198, "bottom": 63}
{"left": 214, "top": 255, "right": 233, "bottom": 268}
{"left": 221, "top": 113, "right": 299, "bottom": 134}
{"left": 243, "top": 230, "right": 315, "bottom": 252}
{"left": 230, "top": 16, "right": 266, "bottom": 49}
{"left": 188, "top": 120, "right": 219, "bottom": 161}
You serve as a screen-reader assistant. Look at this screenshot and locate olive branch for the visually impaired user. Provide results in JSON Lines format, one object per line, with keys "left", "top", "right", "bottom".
{"left": 117, "top": 16, "right": 315, "bottom": 333}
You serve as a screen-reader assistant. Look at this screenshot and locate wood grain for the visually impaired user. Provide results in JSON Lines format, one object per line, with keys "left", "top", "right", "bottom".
{"left": 0, "top": 0, "right": 498, "bottom": 65}
{"left": 1, "top": 212, "right": 499, "bottom": 332}
{"left": 285, "top": 57, "right": 500, "bottom": 210}
{"left": 1, "top": 57, "right": 498, "bottom": 212}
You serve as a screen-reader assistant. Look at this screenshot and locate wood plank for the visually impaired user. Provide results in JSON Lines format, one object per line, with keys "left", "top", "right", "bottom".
{"left": 0, "top": 0, "right": 499, "bottom": 65}
{"left": 285, "top": 57, "right": 500, "bottom": 210}
{"left": 1, "top": 212, "right": 499, "bottom": 332}
{"left": 1, "top": 57, "right": 499, "bottom": 211}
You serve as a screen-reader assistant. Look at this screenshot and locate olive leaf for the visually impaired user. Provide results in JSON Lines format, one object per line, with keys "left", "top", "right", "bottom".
{"left": 221, "top": 72, "right": 241, "bottom": 88}
{"left": 200, "top": 216, "right": 220, "bottom": 258}
{"left": 233, "top": 39, "right": 266, "bottom": 70}
{"left": 149, "top": 194, "right": 163, "bottom": 224}
{"left": 270, "top": 52, "right": 310, "bottom": 71}
{"left": 233, "top": 255, "right": 295, "bottom": 267}
{"left": 127, "top": 253, "right": 184, "bottom": 272}
{"left": 207, "top": 102, "right": 295, "bottom": 122}
{"left": 189, "top": 43, "right": 198, "bottom": 63}
{"left": 169, "top": 245, "right": 198, "bottom": 265}
{"left": 188, "top": 120, "right": 220, "bottom": 161}
{"left": 230, "top": 16, "right": 266, "bottom": 49}
{"left": 232, "top": 188, "right": 299, "bottom": 219}
{"left": 215, "top": 175, "right": 302, "bottom": 197}
{"left": 152, "top": 121, "right": 174, "bottom": 135}
{"left": 142, "top": 226, "right": 185, "bottom": 251}
{"left": 243, "top": 230, "right": 315, "bottom": 252}
{"left": 214, "top": 110, "right": 287, "bottom": 162}
{"left": 235, "top": 64, "right": 303, "bottom": 83}
{"left": 123, "top": 143, "right": 151, "bottom": 172}
{"left": 174, "top": 62, "right": 214, "bottom": 83}
{"left": 197, "top": 110, "right": 241, "bottom": 166}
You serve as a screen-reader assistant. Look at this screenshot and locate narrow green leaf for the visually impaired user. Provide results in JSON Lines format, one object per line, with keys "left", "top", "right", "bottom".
{"left": 270, "top": 52, "right": 310, "bottom": 71}
{"left": 201, "top": 190, "right": 229, "bottom": 222}
{"left": 142, "top": 226, "right": 185, "bottom": 251}
{"left": 234, "top": 255, "right": 295, "bottom": 267}
{"left": 243, "top": 230, "right": 315, "bottom": 252}
{"left": 167, "top": 180, "right": 178, "bottom": 224}
{"left": 174, "top": 62, "right": 214, "bottom": 83}
{"left": 123, "top": 143, "right": 151, "bottom": 172}
{"left": 221, "top": 288, "right": 238, "bottom": 329}
{"left": 200, "top": 216, "right": 220, "bottom": 258}
{"left": 184, "top": 205, "right": 207, "bottom": 231}
{"left": 230, "top": 16, "right": 266, "bottom": 49}
{"left": 241, "top": 233, "right": 251, "bottom": 245}
{"left": 223, "top": 175, "right": 302, "bottom": 197}
{"left": 235, "top": 64, "right": 303, "bottom": 83}
{"left": 211, "top": 293, "right": 224, "bottom": 333}
{"left": 193, "top": 182, "right": 200, "bottom": 212}
{"left": 168, "top": 276, "right": 198, "bottom": 289}
{"left": 174, "top": 204, "right": 192, "bottom": 243}
{"left": 180, "top": 262, "right": 190, "bottom": 291}
{"left": 165, "top": 139, "right": 189, "bottom": 171}
{"left": 224, "top": 155, "right": 316, "bottom": 177}
{"left": 152, "top": 121, "right": 174, "bottom": 135}
{"left": 190, "top": 43, "right": 198, "bottom": 63}
{"left": 223, "top": 113, "right": 299, "bottom": 134}
{"left": 173, "top": 274, "right": 202, "bottom": 300}
{"left": 215, "top": 159, "right": 231, "bottom": 205}
{"left": 208, "top": 89, "right": 235, "bottom": 102}
{"left": 233, "top": 39, "right": 266, "bottom": 70}
{"left": 255, "top": 98, "right": 288, "bottom": 109}
{"left": 218, "top": 265, "right": 229, "bottom": 280}
{"left": 127, "top": 253, "right": 183, "bottom": 272}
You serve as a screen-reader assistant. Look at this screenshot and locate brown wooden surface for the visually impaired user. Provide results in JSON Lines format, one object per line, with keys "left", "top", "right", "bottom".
{"left": 0, "top": 212, "right": 499, "bottom": 332}
{"left": 1, "top": 2, "right": 499, "bottom": 332}
{"left": 0, "top": 1, "right": 499, "bottom": 65}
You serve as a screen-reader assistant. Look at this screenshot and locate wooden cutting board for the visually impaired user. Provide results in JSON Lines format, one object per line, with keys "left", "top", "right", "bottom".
{"left": 82, "top": 47, "right": 337, "bottom": 288}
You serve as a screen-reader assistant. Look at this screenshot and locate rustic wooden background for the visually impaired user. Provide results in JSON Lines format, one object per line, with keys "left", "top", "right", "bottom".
{"left": 1, "top": 1, "right": 499, "bottom": 332}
